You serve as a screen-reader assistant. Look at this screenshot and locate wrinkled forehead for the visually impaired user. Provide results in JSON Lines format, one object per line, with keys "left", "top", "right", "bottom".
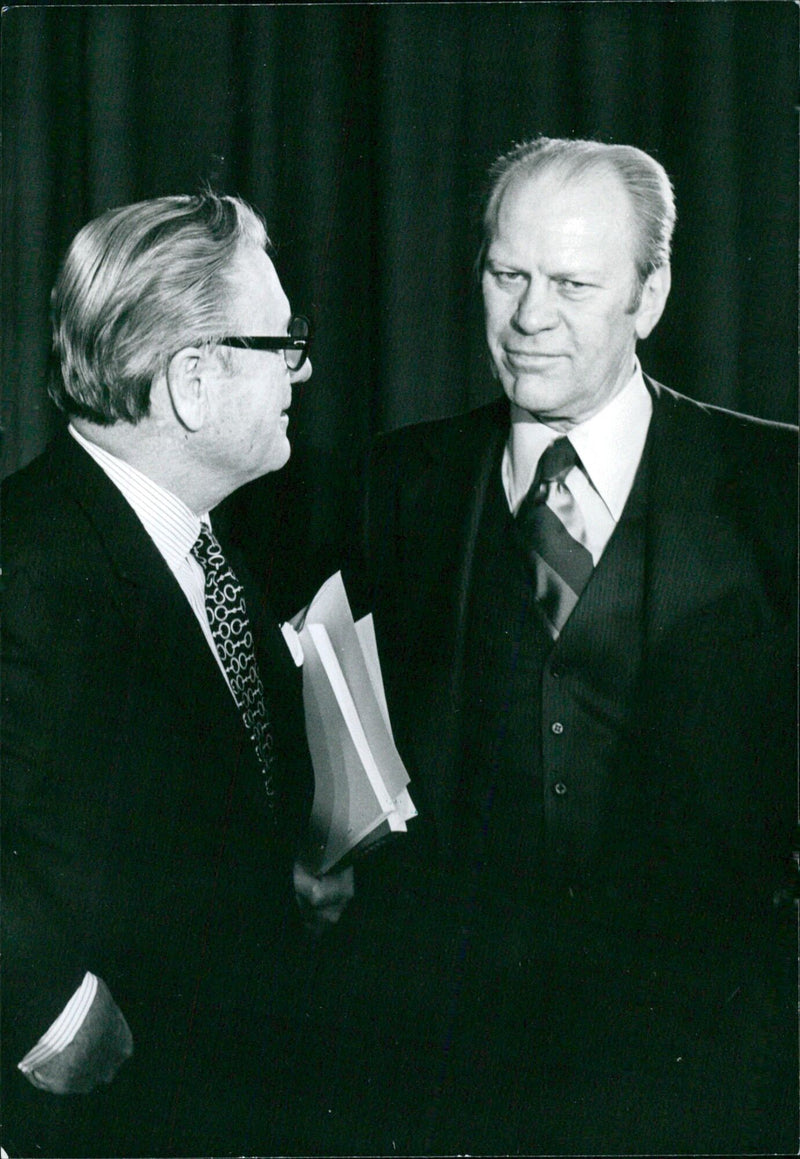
{"left": 226, "top": 245, "right": 291, "bottom": 332}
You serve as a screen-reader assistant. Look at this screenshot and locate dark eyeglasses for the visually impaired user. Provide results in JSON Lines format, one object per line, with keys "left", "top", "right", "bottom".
{"left": 217, "top": 314, "right": 311, "bottom": 371}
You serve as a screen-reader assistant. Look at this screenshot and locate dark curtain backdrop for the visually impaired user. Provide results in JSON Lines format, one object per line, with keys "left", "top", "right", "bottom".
{"left": 3, "top": 1, "right": 797, "bottom": 610}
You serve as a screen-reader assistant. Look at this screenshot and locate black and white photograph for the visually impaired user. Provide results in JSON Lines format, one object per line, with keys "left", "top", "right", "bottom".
{"left": 2, "top": 3, "right": 797, "bottom": 1156}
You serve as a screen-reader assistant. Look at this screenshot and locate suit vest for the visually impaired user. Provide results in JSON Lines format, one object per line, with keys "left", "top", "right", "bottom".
{"left": 457, "top": 441, "right": 650, "bottom": 895}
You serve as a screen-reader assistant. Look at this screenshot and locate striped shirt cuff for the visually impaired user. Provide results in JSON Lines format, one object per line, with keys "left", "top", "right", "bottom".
{"left": 18, "top": 972, "right": 98, "bottom": 1072}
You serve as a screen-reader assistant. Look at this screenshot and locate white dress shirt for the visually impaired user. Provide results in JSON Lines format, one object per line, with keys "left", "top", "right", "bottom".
{"left": 501, "top": 360, "right": 653, "bottom": 564}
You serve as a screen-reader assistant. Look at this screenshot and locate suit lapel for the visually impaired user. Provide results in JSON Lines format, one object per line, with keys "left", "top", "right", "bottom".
{"left": 53, "top": 431, "right": 190, "bottom": 611}
{"left": 52, "top": 432, "right": 253, "bottom": 752}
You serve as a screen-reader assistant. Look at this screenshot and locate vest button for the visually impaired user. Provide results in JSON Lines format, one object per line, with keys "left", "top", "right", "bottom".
{"left": 551, "top": 665, "right": 564, "bottom": 679}
{"left": 553, "top": 782, "right": 568, "bottom": 796}
{"left": 551, "top": 721, "right": 564, "bottom": 735}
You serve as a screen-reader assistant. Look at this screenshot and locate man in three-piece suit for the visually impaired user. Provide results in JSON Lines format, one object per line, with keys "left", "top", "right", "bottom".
{"left": 1, "top": 192, "right": 352, "bottom": 1157}
{"left": 311, "top": 137, "right": 798, "bottom": 1155}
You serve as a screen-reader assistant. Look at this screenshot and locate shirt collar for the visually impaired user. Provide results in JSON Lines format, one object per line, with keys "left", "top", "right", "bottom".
{"left": 567, "top": 362, "right": 652, "bottom": 520}
{"left": 503, "top": 360, "right": 652, "bottom": 521}
{"left": 69, "top": 424, "right": 208, "bottom": 567}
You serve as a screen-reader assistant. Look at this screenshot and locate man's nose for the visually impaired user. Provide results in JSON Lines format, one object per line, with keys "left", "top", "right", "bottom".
{"left": 290, "top": 357, "right": 312, "bottom": 384}
{"left": 512, "top": 277, "right": 557, "bottom": 333}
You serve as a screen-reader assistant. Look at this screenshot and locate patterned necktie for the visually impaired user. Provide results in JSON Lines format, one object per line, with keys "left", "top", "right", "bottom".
{"left": 513, "top": 436, "right": 594, "bottom": 639}
{"left": 191, "top": 523, "right": 275, "bottom": 802}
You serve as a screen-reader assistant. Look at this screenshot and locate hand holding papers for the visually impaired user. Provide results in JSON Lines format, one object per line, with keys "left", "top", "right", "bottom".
{"left": 282, "top": 573, "right": 416, "bottom": 874}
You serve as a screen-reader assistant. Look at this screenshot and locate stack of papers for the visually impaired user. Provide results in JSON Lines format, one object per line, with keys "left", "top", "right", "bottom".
{"left": 282, "top": 572, "right": 416, "bottom": 874}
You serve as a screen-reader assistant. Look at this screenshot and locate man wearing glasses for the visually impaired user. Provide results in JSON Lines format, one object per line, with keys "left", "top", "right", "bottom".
{"left": 1, "top": 193, "right": 350, "bottom": 1156}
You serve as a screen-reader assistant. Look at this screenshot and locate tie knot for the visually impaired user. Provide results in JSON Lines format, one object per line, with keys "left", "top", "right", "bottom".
{"left": 191, "top": 523, "right": 224, "bottom": 571}
{"left": 535, "top": 437, "right": 578, "bottom": 486}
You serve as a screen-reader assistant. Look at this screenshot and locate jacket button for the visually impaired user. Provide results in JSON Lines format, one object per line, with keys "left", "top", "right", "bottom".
{"left": 551, "top": 721, "right": 564, "bottom": 735}
{"left": 551, "top": 664, "right": 564, "bottom": 679}
{"left": 553, "top": 782, "right": 568, "bottom": 796}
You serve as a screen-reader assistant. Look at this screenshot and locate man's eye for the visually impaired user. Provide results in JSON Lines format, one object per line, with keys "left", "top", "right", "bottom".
{"left": 492, "top": 269, "right": 523, "bottom": 286}
{"left": 557, "top": 278, "right": 589, "bottom": 294}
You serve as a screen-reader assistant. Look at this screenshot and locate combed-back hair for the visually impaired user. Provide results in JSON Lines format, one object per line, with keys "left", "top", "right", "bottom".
{"left": 49, "top": 192, "right": 269, "bottom": 425}
{"left": 480, "top": 136, "right": 676, "bottom": 287}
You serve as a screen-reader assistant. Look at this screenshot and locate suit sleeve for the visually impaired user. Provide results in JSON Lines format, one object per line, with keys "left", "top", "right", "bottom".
{"left": 1, "top": 546, "right": 110, "bottom": 1065}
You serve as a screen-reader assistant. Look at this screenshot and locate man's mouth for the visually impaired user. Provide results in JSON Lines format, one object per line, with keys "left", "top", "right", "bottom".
{"left": 503, "top": 349, "right": 564, "bottom": 368}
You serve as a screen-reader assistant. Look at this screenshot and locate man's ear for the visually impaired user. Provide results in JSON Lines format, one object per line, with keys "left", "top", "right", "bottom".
{"left": 634, "top": 263, "right": 671, "bottom": 341}
{"left": 165, "top": 347, "right": 207, "bottom": 432}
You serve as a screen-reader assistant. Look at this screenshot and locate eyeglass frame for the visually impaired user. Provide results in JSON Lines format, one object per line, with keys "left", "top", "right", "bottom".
{"left": 216, "top": 314, "right": 312, "bottom": 371}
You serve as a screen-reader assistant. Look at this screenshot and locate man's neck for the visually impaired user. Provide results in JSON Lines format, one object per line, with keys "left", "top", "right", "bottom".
{"left": 70, "top": 418, "right": 226, "bottom": 514}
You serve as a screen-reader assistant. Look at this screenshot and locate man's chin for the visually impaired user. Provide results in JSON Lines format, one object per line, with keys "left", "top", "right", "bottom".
{"left": 274, "top": 439, "right": 292, "bottom": 472}
{"left": 250, "top": 438, "right": 291, "bottom": 484}
{"left": 501, "top": 374, "right": 556, "bottom": 414}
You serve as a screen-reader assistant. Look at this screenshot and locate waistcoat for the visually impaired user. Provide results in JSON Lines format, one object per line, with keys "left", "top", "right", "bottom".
{"left": 457, "top": 441, "right": 650, "bottom": 894}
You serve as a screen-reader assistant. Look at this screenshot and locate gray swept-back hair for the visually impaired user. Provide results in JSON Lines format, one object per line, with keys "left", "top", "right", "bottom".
{"left": 50, "top": 191, "right": 269, "bottom": 425}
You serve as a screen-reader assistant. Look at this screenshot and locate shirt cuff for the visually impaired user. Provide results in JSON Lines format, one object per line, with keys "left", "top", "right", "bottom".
{"left": 18, "top": 971, "right": 99, "bottom": 1072}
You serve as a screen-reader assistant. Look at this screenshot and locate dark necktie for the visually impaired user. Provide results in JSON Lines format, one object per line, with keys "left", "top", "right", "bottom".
{"left": 513, "top": 436, "right": 594, "bottom": 639}
{"left": 191, "top": 523, "right": 275, "bottom": 802}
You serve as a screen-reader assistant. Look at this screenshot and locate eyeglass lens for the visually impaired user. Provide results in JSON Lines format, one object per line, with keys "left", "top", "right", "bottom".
{"left": 285, "top": 316, "right": 310, "bottom": 370}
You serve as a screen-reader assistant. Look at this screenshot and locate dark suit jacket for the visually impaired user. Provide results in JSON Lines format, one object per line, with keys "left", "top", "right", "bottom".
{"left": 313, "top": 380, "right": 798, "bottom": 1155}
{"left": 1, "top": 432, "right": 314, "bottom": 1157}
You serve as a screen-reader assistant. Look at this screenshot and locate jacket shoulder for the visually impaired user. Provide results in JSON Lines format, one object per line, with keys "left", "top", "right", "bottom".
{"left": 1, "top": 435, "right": 155, "bottom": 617}
{"left": 2, "top": 440, "right": 81, "bottom": 561}
{"left": 651, "top": 381, "right": 797, "bottom": 503}
{"left": 650, "top": 381, "right": 797, "bottom": 604}
{"left": 370, "top": 396, "right": 508, "bottom": 473}
{"left": 650, "top": 380, "right": 797, "bottom": 455}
